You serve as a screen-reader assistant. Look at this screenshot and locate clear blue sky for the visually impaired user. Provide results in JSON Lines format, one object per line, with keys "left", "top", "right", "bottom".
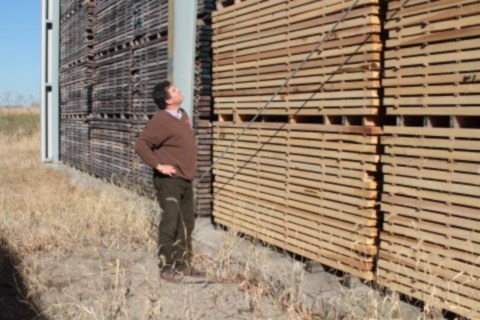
{"left": 0, "top": 1, "right": 41, "bottom": 106}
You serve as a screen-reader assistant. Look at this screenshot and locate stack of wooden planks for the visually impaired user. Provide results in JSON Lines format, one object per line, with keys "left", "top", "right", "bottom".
{"left": 60, "top": 0, "right": 95, "bottom": 170}
{"left": 378, "top": 0, "right": 480, "bottom": 318}
{"left": 93, "top": 0, "right": 134, "bottom": 53}
{"left": 212, "top": 0, "right": 382, "bottom": 280}
{"left": 88, "top": 0, "right": 169, "bottom": 188}
{"left": 213, "top": 0, "right": 382, "bottom": 118}
{"left": 90, "top": 117, "right": 132, "bottom": 181}
{"left": 60, "top": 117, "right": 90, "bottom": 172}
{"left": 60, "top": 0, "right": 217, "bottom": 219}
{"left": 194, "top": 119, "right": 214, "bottom": 216}
{"left": 93, "top": 1, "right": 134, "bottom": 115}
{"left": 194, "top": 0, "right": 216, "bottom": 216}
{"left": 60, "top": 0, "right": 95, "bottom": 115}
{"left": 131, "top": 120, "right": 156, "bottom": 197}
{"left": 199, "top": 0, "right": 215, "bottom": 17}
{"left": 213, "top": 122, "right": 382, "bottom": 279}
{"left": 128, "top": 2, "right": 168, "bottom": 134}
{"left": 93, "top": 0, "right": 170, "bottom": 114}
{"left": 131, "top": 35, "right": 168, "bottom": 115}
{"left": 93, "top": 0, "right": 169, "bottom": 116}
{"left": 93, "top": 50, "right": 131, "bottom": 114}
{"left": 134, "top": 0, "right": 168, "bottom": 37}
{"left": 195, "top": 22, "right": 213, "bottom": 120}
{"left": 60, "top": 69, "right": 94, "bottom": 114}
{"left": 60, "top": 0, "right": 95, "bottom": 67}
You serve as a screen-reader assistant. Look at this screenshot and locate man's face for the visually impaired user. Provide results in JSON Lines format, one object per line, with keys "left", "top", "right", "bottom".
{"left": 166, "top": 85, "right": 183, "bottom": 106}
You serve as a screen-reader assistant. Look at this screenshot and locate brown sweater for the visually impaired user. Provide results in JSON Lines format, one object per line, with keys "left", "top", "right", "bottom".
{"left": 135, "top": 109, "right": 197, "bottom": 181}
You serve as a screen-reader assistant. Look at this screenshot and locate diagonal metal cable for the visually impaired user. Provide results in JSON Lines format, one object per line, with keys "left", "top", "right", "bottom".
{"left": 194, "top": 0, "right": 361, "bottom": 188}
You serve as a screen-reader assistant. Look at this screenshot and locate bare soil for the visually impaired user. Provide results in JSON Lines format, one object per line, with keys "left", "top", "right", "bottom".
{"left": 19, "top": 241, "right": 291, "bottom": 319}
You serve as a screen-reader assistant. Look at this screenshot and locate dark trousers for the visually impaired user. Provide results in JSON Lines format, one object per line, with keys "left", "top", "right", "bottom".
{"left": 153, "top": 175, "right": 195, "bottom": 269}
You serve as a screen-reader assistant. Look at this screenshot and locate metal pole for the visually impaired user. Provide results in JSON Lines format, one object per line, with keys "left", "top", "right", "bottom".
{"left": 51, "top": 0, "right": 60, "bottom": 162}
{"left": 171, "top": 0, "right": 197, "bottom": 122}
{"left": 167, "top": 0, "right": 174, "bottom": 82}
{"left": 41, "top": 0, "right": 60, "bottom": 162}
{"left": 40, "top": 0, "right": 48, "bottom": 161}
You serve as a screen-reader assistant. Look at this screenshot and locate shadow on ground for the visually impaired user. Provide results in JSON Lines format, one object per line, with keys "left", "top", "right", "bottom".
{"left": 0, "top": 237, "right": 46, "bottom": 320}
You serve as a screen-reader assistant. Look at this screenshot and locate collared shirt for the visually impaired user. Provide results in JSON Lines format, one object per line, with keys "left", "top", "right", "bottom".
{"left": 165, "top": 108, "right": 182, "bottom": 120}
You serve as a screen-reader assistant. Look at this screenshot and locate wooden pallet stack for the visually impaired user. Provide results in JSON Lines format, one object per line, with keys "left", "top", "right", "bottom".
{"left": 213, "top": 122, "right": 382, "bottom": 279}
{"left": 212, "top": 0, "right": 382, "bottom": 280}
{"left": 61, "top": 0, "right": 94, "bottom": 66}
{"left": 60, "top": 0, "right": 215, "bottom": 215}
{"left": 378, "top": 0, "right": 480, "bottom": 318}
{"left": 128, "top": 0, "right": 169, "bottom": 196}
{"left": 130, "top": 0, "right": 169, "bottom": 117}
{"left": 60, "top": 70, "right": 94, "bottom": 114}
{"left": 198, "top": 0, "right": 215, "bottom": 17}
{"left": 130, "top": 120, "right": 156, "bottom": 197}
{"left": 92, "top": 0, "right": 133, "bottom": 115}
{"left": 60, "top": 0, "right": 95, "bottom": 171}
{"left": 194, "top": 0, "right": 216, "bottom": 216}
{"left": 93, "top": 49, "right": 131, "bottom": 114}
{"left": 60, "top": 117, "right": 90, "bottom": 172}
{"left": 194, "top": 119, "right": 214, "bottom": 216}
{"left": 90, "top": 0, "right": 170, "bottom": 188}
{"left": 89, "top": 117, "right": 132, "bottom": 181}
{"left": 94, "top": 0, "right": 169, "bottom": 117}
{"left": 94, "top": 0, "right": 134, "bottom": 53}
{"left": 195, "top": 14, "right": 214, "bottom": 120}
{"left": 60, "top": 0, "right": 95, "bottom": 115}
{"left": 134, "top": 0, "right": 169, "bottom": 37}
{"left": 213, "top": 0, "right": 381, "bottom": 118}
{"left": 131, "top": 35, "right": 168, "bottom": 115}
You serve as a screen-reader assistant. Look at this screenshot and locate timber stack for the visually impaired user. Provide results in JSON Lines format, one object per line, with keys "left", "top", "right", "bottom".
{"left": 91, "top": 0, "right": 136, "bottom": 186}
{"left": 129, "top": 1, "right": 169, "bottom": 196}
{"left": 194, "top": 0, "right": 216, "bottom": 216}
{"left": 60, "top": 0, "right": 95, "bottom": 171}
{"left": 60, "top": 0, "right": 215, "bottom": 214}
{"left": 212, "top": 0, "right": 383, "bottom": 280}
{"left": 377, "top": 0, "right": 480, "bottom": 318}
{"left": 90, "top": 0, "right": 169, "bottom": 195}
{"left": 90, "top": 118, "right": 132, "bottom": 181}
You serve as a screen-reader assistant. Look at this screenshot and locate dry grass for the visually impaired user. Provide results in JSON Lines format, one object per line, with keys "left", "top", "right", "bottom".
{"left": 0, "top": 126, "right": 155, "bottom": 257}
{"left": 0, "top": 107, "right": 40, "bottom": 137}
{"left": 193, "top": 221, "right": 470, "bottom": 319}
{"left": 0, "top": 109, "right": 160, "bottom": 318}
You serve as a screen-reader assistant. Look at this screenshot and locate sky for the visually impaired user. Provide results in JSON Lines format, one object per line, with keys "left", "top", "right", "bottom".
{"left": 0, "top": 1, "right": 41, "bottom": 106}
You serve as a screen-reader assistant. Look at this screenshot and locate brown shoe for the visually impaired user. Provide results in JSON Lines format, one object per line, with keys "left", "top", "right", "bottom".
{"left": 176, "top": 265, "right": 205, "bottom": 277}
{"left": 160, "top": 269, "right": 183, "bottom": 283}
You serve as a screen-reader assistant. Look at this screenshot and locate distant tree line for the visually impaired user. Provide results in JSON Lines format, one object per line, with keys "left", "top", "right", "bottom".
{"left": 0, "top": 91, "right": 40, "bottom": 108}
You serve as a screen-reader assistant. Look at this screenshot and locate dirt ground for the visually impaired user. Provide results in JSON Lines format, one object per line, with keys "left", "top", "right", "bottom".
{"left": 14, "top": 241, "right": 292, "bottom": 320}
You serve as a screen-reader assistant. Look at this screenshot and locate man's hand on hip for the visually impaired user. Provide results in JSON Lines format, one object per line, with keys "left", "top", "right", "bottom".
{"left": 156, "top": 164, "right": 177, "bottom": 176}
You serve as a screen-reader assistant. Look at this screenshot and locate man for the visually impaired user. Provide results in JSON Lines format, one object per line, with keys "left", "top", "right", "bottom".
{"left": 135, "top": 81, "right": 198, "bottom": 282}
